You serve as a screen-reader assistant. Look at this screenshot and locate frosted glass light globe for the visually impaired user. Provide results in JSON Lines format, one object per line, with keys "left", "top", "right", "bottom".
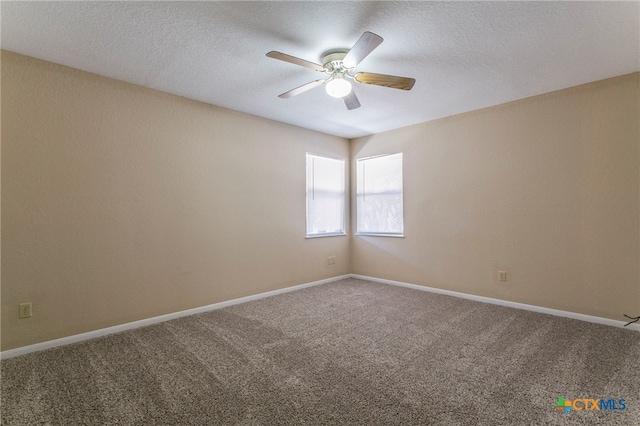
{"left": 325, "top": 78, "right": 352, "bottom": 98}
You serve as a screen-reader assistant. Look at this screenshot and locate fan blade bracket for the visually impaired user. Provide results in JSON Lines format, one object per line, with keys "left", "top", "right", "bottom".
{"left": 354, "top": 72, "right": 416, "bottom": 91}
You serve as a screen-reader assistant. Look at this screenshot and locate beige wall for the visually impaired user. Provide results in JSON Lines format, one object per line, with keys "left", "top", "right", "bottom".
{"left": 2, "top": 50, "right": 638, "bottom": 352}
{"left": 351, "top": 73, "right": 640, "bottom": 321}
{"left": 1, "top": 51, "right": 350, "bottom": 350}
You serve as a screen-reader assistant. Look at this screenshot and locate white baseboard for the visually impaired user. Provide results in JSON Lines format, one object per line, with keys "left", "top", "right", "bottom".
{"left": 3, "top": 273, "right": 637, "bottom": 359}
{"left": 0, "top": 274, "right": 351, "bottom": 360}
{"left": 350, "top": 274, "right": 640, "bottom": 332}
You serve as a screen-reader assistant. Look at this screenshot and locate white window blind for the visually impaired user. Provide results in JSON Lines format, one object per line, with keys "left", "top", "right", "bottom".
{"left": 356, "top": 153, "right": 403, "bottom": 236}
{"left": 306, "top": 154, "right": 346, "bottom": 237}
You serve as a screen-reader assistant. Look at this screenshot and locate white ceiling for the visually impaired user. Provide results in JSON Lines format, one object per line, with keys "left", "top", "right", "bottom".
{"left": 2, "top": 1, "right": 639, "bottom": 139}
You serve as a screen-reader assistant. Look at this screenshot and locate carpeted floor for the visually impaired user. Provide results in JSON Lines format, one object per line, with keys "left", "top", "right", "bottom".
{"left": 2, "top": 278, "right": 639, "bottom": 425}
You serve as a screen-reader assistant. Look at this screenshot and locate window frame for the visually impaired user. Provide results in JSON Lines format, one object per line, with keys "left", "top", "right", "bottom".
{"left": 355, "top": 152, "right": 404, "bottom": 237}
{"left": 305, "top": 153, "right": 347, "bottom": 238}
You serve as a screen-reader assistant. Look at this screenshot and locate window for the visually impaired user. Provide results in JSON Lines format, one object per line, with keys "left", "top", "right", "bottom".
{"left": 356, "top": 153, "right": 403, "bottom": 236}
{"left": 306, "top": 154, "right": 346, "bottom": 237}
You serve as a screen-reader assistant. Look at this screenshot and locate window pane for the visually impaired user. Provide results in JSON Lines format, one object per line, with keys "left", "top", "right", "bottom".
{"left": 356, "top": 153, "right": 403, "bottom": 235}
{"left": 306, "top": 154, "right": 345, "bottom": 236}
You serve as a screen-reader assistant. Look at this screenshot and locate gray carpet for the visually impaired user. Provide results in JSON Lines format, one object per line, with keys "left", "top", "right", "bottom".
{"left": 2, "top": 278, "right": 639, "bottom": 425}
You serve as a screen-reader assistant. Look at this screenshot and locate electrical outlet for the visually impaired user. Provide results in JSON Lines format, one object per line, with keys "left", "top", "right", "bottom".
{"left": 19, "top": 302, "right": 32, "bottom": 319}
{"left": 498, "top": 271, "right": 507, "bottom": 282}
{"left": 327, "top": 256, "right": 336, "bottom": 265}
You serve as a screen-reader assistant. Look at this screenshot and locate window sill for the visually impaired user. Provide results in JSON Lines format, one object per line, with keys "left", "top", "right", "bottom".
{"left": 355, "top": 233, "right": 404, "bottom": 238}
{"left": 306, "top": 232, "right": 347, "bottom": 239}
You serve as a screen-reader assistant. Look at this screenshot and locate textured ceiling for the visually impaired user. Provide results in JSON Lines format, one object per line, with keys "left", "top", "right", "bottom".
{"left": 2, "top": 1, "right": 639, "bottom": 139}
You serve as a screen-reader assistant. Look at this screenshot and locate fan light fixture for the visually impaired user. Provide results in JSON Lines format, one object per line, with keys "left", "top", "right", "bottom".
{"left": 325, "top": 78, "right": 352, "bottom": 98}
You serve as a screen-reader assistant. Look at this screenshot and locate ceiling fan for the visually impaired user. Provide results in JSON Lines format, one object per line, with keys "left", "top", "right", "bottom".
{"left": 266, "top": 31, "right": 416, "bottom": 110}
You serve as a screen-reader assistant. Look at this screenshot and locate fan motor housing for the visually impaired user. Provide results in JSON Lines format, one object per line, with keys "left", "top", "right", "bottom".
{"left": 322, "top": 51, "right": 348, "bottom": 70}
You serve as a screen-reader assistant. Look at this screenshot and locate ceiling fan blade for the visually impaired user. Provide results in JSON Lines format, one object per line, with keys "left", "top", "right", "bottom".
{"left": 266, "top": 51, "right": 325, "bottom": 72}
{"left": 342, "top": 31, "right": 383, "bottom": 68}
{"left": 354, "top": 72, "right": 416, "bottom": 90}
{"left": 343, "top": 90, "right": 361, "bottom": 110}
{"left": 278, "top": 79, "right": 326, "bottom": 99}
